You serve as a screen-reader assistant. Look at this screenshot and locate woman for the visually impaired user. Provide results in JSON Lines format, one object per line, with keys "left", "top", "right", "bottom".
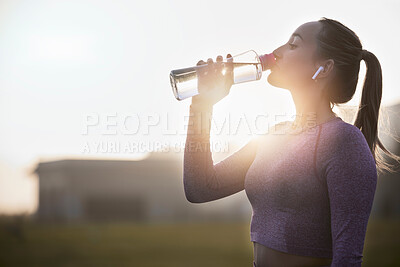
{"left": 183, "top": 17, "right": 400, "bottom": 266}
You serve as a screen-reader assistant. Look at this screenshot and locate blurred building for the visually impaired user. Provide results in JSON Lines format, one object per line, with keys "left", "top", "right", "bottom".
{"left": 33, "top": 147, "right": 251, "bottom": 223}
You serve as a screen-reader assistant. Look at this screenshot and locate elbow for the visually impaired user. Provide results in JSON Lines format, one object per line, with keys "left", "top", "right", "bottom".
{"left": 185, "top": 193, "right": 203, "bottom": 204}
{"left": 183, "top": 184, "right": 204, "bottom": 204}
{"left": 183, "top": 175, "right": 204, "bottom": 204}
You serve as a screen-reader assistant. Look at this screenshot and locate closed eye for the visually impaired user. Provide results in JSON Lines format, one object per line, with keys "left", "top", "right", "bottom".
{"left": 289, "top": 43, "right": 297, "bottom": 49}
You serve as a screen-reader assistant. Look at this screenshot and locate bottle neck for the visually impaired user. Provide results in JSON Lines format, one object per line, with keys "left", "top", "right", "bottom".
{"left": 259, "top": 53, "right": 276, "bottom": 71}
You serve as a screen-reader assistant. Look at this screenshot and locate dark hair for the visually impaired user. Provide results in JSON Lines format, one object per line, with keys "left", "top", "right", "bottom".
{"left": 316, "top": 17, "right": 400, "bottom": 175}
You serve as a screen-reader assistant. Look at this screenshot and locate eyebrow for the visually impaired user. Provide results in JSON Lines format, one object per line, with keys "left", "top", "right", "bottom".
{"left": 291, "top": 33, "right": 303, "bottom": 41}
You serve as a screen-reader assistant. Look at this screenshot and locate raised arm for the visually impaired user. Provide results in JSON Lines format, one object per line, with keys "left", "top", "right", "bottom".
{"left": 183, "top": 102, "right": 259, "bottom": 203}
{"left": 323, "top": 125, "right": 377, "bottom": 266}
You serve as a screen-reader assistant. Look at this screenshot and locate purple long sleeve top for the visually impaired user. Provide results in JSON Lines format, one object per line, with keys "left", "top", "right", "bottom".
{"left": 183, "top": 103, "right": 377, "bottom": 266}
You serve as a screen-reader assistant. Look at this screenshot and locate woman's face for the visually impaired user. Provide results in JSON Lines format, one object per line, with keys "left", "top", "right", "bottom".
{"left": 267, "top": 21, "right": 323, "bottom": 90}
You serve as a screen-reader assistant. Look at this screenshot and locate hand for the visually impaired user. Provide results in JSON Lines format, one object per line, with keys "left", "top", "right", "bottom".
{"left": 192, "top": 54, "right": 234, "bottom": 106}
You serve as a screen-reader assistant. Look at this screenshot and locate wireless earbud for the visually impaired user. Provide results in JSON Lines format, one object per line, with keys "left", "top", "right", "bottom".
{"left": 312, "top": 66, "right": 324, "bottom": 80}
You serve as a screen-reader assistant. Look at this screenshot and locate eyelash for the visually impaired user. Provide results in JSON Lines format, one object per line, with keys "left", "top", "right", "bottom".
{"left": 289, "top": 43, "right": 297, "bottom": 49}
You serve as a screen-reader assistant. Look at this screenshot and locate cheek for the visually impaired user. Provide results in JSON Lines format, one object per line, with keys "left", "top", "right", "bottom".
{"left": 267, "top": 50, "right": 315, "bottom": 88}
{"left": 282, "top": 52, "right": 314, "bottom": 84}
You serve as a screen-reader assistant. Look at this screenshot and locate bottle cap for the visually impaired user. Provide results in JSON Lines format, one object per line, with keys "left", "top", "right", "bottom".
{"left": 259, "top": 53, "right": 276, "bottom": 71}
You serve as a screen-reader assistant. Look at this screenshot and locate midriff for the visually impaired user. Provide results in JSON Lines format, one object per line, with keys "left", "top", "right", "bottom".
{"left": 253, "top": 242, "right": 332, "bottom": 267}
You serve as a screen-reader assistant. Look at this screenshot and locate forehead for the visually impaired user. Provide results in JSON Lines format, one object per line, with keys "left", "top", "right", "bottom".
{"left": 291, "top": 21, "right": 322, "bottom": 43}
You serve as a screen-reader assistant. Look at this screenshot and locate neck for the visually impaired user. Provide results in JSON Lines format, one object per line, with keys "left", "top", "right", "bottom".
{"left": 290, "top": 88, "right": 336, "bottom": 132}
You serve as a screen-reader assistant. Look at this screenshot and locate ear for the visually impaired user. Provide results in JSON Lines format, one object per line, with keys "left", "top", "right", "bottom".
{"left": 317, "top": 59, "right": 334, "bottom": 79}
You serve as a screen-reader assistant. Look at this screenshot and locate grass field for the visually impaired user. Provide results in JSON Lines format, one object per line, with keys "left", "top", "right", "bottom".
{"left": 0, "top": 218, "right": 399, "bottom": 266}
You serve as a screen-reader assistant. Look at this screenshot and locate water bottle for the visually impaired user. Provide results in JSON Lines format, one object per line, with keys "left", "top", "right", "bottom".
{"left": 169, "top": 50, "right": 276, "bottom": 101}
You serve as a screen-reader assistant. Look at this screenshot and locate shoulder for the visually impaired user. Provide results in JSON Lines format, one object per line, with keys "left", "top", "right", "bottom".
{"left": 321, "top": 121, "right": 378, "bottom": 196}
{"left": 319, "top": 118, "right": 369, "bottom": 150}
{"left": 318, "top": 118, "right": 376, "bottom": 174}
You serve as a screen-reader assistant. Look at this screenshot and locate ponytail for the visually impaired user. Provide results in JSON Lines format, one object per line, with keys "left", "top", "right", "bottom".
{"left": 354, "top": 49, "right": 400, "bottom": 174}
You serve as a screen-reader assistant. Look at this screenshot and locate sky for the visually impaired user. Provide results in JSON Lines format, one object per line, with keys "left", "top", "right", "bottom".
{"left": 0, "top": 0, "right": 399, "bottom": 214}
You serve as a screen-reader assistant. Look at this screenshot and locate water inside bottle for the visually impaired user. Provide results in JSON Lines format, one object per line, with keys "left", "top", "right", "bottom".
{"left": 233, "top": 62, "right": 262, "bottom": 84}
{"left": 170, "top": 67, "right": 198, "bottom": 101}
{"left": 170, "top": 62, "right": 262, "bottom": 101}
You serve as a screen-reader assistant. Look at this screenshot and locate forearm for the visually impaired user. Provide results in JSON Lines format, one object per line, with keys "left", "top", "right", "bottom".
{"left": 183, "top": 102, "right": 221, "bottom": 203}
{"left": 183, "top": 101, "right": 256, "bottom": 203}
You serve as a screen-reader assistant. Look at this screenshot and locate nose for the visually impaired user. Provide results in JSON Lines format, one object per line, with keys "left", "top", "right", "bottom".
{"left": 272, "top": 45, "right": 284, "bottom": 61}
{"left": 273, "top": 49, "right": 281, "bottom": 61}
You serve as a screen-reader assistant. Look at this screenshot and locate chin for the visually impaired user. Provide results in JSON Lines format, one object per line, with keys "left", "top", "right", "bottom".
{"left": 267, "top": 72, "right": 289, "bottom": 89}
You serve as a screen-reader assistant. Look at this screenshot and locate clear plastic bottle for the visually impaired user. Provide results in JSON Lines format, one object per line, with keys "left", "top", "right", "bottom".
{"left": 170, "top": 50, "right": 276, "bottom": 101}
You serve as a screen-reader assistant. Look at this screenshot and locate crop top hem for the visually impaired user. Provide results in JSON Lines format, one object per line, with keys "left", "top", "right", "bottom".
{"left": 250, "top": 234, "right": 333, "bottom": 259}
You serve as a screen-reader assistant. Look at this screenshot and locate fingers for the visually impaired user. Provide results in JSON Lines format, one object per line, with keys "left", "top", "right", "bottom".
{"left": 198, "top": 54, "right": 230, "bottom": 64}
{"left": 197, "top": 60, "right": 206, "bottom": 66}
{"left": 215, "top": 55, "right": 223, "bottom": 74}
{"left": 206, "top": 58, "right": 215, "bottom": 75}
{"left": 196, "top": 59, "right": 207, "bottom": 76}
{"left": 197, "top": 54, "right": 232, "bottom": 78}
